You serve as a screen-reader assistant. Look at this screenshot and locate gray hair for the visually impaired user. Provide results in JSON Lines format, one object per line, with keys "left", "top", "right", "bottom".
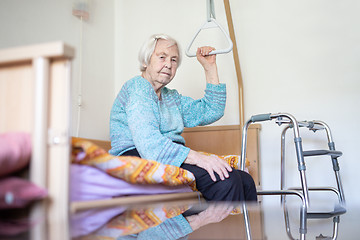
{"left": 138, "top": 34, "right": 182, "bottom": 72}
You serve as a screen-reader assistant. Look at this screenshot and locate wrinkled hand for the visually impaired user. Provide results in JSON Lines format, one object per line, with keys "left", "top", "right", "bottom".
{"left": 196, "top": 46, "right": 216, "bottom": 70}
{"left": 186, "top": 203, "right": 234, "bottom": 231}
{"left": 185, "top": 150, "right": 232, "bottom": 181}
{"left": 196, "top": 46, "right": 219, "bottom": 84}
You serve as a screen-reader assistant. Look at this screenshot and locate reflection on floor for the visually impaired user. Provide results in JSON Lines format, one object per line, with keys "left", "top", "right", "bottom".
{"left": 188, "top": 204, "right": 264, "bottom": 240}
{"left": 2, "top": 198, "right": 360, "bottom": 240}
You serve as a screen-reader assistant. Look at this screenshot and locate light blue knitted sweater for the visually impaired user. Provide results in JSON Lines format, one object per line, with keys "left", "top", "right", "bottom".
{"left": 117, "top": 214, "right": 192, "bottom": 239}
{"left": 109, "top": 76, "right": 226, "bottom": 167}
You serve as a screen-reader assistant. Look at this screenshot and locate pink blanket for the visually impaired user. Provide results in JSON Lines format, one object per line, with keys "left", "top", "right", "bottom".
{"left": 0, "top": 132, "right": 31, "bottom": 177}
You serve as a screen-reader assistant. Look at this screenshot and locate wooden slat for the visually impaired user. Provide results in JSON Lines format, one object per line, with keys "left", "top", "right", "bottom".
{"left": 0, "top": 41, "right": 74, "bottom": 65}
{"left": 223, "top": 0, "right": 245, "bottom": 128}
{"left": 46, "top": 59, "right": 71, "bottom": 240}
{"left": 0, "top": 63, "right": 34, "bottom": 133}
{"left": 71, "top": 192, "right": 201, "bottom": 213}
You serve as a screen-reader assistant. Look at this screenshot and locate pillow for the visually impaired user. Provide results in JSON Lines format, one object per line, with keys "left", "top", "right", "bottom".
{"left": 71, "top": 138, "right": 196, "bottom": 189}
{"left": 0, "top": 177, "right": 47, "bottom": 209}
{"left": 0, "top": 132, "right": 31, "bottom": 177}
{"left": 199, "top": 152, "right": 250, "bottom": 171}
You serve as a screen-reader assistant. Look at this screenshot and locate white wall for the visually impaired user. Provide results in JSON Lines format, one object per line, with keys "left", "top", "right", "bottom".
{"left": 1, "top": 0, "right": 359, "bottom": 208}
{"left": 0, "top": 0, "right": 114, "bottom": 140}
{"left": 115, "top": 0, "right": 360, "bottom": 208}
{"left": 115, "top": 0, "right": 240, "bottom": 126}
{"left": 229, "top": 0, "right": 360, "bottom": 208}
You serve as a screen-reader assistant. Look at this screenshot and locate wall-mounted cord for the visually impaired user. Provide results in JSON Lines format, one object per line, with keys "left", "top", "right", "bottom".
{"left": 72, "top": 0, "right": 89, "bottom": 137}
{"left": 76, "top": 15, "right": 83, "bottom": 137}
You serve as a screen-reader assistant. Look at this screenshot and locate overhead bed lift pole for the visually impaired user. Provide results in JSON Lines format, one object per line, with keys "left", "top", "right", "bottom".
{"left": 186, "top": 0, "right": 233, "bottom": 57}
{"left": 223, "top": 0, "right": 245, "bottom": 128}
{"left": 185, "top": 0, "right": 244, "bottom": 127}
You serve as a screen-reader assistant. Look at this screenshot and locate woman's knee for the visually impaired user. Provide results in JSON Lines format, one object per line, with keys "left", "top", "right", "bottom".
{"left": 237, "top": 170, "right": 258, "bottom": 201}
{"left": 181, "top": 164, "right": 256, "bottom": 201}
{"left": 225, "top": 169, "right": 244, "bottom": 184}
{"left": 238, "top": 171, "right": 256, "bottom": 185}
{"left": 207, "top": 170, "right": 245, "bottom": 200}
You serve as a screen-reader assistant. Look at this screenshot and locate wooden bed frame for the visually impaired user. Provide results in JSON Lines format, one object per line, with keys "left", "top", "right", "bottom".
{"left": 0, "top": 42, "right": 73, "bottom": 240}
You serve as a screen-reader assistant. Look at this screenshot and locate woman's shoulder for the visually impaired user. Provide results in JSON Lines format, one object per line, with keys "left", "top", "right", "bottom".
{"left": 123, "top": 76, "right": 152, "bottom": 92}
{"left": 124, "top": 75, "right": 149, "bottom": 88}
{"left": 123, "top": 76, "right": 157, "bottom": 100}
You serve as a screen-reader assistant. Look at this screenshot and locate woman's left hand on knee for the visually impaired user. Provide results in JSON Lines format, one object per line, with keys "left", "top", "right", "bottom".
{"left": 185, "top": 150, "right": 232, "bottom": 182}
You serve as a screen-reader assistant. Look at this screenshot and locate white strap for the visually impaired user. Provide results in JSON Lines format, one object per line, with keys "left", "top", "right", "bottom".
{"left": 207, "top": 0, "right": 216, "bottom": 21}
{"left": 185, "top": 18, "right": 233, "bottom": 57}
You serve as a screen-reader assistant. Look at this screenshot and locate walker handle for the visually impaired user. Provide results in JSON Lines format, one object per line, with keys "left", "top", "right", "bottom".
{"left": 250, "top": 113, "right": 272, "bottom": 122}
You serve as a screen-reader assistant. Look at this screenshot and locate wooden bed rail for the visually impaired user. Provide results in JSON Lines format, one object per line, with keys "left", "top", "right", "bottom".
{"left": 0, "top": 42, "right": 74, "bottom": 240}
{"left": 78, "top": 123, "right": 261, "bottom": 186}
{"left": 71, "top": 192, "right": 201, "bottom": 213}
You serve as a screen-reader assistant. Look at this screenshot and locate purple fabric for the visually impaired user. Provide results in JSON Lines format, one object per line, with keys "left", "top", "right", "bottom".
{"left": 70, "top": 164, "right": 192, "bottom": 202}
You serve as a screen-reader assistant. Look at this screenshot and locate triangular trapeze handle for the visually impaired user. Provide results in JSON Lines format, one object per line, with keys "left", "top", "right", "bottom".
{"left": 185, "top": 18, "right": 233, "bottom": 57}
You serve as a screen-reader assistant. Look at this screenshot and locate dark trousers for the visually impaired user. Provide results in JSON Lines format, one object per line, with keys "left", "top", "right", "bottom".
{"left": 122, "top": 148, "right": 257, "bottom": 202}
{"left": 181, "top": 163, "right": 257, "bottom": 202}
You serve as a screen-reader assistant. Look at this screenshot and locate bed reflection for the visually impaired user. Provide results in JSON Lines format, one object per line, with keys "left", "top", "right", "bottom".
{"left": 71, "top": 200, "right": 242, "bottom": 240}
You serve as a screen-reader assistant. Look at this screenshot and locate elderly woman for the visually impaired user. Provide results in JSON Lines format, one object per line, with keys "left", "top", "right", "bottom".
{"left": 109, "top": 34, "right": 257, "bottom": 202}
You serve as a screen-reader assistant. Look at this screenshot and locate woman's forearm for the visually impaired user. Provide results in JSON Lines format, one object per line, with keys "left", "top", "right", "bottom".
{"left": 204, "top": 64, "right": 220, "bottom": 85}
{"left": 196, "top": 46, "right": 220, "bottom": 85}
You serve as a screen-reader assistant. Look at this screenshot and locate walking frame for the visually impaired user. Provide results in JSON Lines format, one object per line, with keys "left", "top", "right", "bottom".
{"left": 240, "top": 113, "right": 346, "bottom": 240}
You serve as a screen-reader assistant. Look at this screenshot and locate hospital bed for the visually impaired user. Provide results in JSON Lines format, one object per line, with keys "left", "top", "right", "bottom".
{"left": 0, "top": 41, "right": 263, "bottom": 239}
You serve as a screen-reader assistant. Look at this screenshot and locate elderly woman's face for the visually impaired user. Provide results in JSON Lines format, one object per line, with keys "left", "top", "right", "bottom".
{"left": 143, "top": 39, "right": 179, "bottom": 91}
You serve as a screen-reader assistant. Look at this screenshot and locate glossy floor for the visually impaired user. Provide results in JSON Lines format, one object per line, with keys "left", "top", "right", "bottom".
{"left": 1, "top": 196, "right": 359, "bottom": 240}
